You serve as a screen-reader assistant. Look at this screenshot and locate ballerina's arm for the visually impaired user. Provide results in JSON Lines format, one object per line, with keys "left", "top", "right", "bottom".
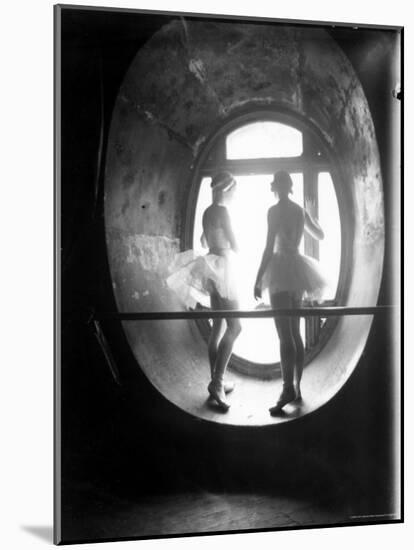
{"left": 254, "top": 208, "right": 278, "bottom": 299}
{"left": 304, "top": 208, "right": 324, "bottom": 240}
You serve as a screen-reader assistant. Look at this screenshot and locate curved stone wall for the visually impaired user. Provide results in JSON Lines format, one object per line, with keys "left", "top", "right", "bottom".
{"left": 104, "top": 21, "right": 384, "bottom": 426}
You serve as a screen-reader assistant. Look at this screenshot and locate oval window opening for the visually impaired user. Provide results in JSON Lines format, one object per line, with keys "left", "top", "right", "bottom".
{"left": 104, "top": 23, "right": 385, "bottom": 426}
{"left": 192, "top": 117, "right": 342, "bottom": 373}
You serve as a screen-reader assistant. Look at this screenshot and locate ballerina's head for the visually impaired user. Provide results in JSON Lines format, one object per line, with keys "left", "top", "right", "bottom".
{"left": 211, "top": 171, "right": 237, "bottom": 205}
{"left": 270, "top": 170, "right": 293, "bottom": 199}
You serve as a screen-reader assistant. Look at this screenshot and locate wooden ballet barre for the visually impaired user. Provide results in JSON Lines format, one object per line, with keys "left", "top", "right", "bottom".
{"left": 93, "top": 305, "right": 395, "bottom": 321}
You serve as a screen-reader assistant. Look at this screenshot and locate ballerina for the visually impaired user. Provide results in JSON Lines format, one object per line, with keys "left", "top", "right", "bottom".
{"left": 253, "top": 170, "right": 328, "bottom": 415}
{"left": 167, "top": 171, "right": 241, "bottom": 411}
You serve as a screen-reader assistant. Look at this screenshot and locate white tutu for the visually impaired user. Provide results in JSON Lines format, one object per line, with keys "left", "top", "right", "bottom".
{"left": 262, "top": 250, "right": 329, "bottom": 302}
{"left": 167, "top": 249, "right": 239, "bottom": 308}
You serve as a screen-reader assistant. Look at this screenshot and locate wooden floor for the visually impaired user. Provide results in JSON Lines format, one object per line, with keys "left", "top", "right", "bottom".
{"left": 61, "top": 481, "right": 353, "bottom": 543}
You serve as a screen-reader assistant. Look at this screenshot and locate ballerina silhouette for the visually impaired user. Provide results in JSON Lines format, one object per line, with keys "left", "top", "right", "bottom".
{"left": 167, "top": 171, "right": 241, "bottom": 411}
{"left": 254, "top": 171, "right": 328, "bottom": 415}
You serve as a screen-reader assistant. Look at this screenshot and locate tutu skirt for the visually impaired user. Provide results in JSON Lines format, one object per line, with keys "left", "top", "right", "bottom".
{"left": 262, "top": 250, "right": 329, "bottom": 302}
{"left": 167, "top": 249, "right": 238, "bottom": 308}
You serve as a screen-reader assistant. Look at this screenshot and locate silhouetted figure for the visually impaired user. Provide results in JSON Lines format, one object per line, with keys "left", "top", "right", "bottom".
{"left": 254, "top": 171, "right": 327, "bottom": 415}
{"left": 167, "top": 172, "right": 241, "bottom": 411}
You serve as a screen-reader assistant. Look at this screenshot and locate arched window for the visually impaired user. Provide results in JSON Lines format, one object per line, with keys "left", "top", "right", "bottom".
{"left": 189, "top": 113, "right": 343, "bottom": 377}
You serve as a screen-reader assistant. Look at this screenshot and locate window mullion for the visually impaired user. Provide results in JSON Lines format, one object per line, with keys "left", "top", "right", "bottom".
{"left": 200, "top": 157, "right": 329, "bottom": 176}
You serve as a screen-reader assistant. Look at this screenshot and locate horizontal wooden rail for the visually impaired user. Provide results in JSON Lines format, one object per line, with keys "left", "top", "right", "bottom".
{"left": 200, "top": 157, "right": 330, "bottom": 176}
{"left": 92, "top": 305, "right": 396, "bottom": 321}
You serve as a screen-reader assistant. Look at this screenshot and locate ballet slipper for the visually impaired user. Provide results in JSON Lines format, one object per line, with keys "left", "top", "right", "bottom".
{"left": 208, "top": 381, "right": 230, "bottom": 411}
{"left": 294, "top": 385, "right": 303, "bottom": 402}
{"left": 211, "top": 366, "right": 235, "bottom": 394}
{"left": 269, "top": 386, "right": 296, "bottom": 416}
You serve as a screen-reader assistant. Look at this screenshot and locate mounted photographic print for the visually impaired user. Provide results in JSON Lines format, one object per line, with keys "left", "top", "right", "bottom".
{"left": 54, "top": 3, "right": 403, "bottom": 545}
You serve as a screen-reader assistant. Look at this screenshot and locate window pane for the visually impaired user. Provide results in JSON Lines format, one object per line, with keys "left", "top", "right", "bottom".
{"left": 318, "top": 172, "right": 341, "bottom": 300}
{"left": 226, "top": 121, "right": 303, "bottom": 159}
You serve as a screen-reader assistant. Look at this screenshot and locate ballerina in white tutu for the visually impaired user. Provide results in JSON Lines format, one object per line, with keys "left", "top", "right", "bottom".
{"left": 254, "top": 171, "right": 328, "bottom": 415}
{"left": 167, "top": 171, "right": 241, "bottom": 411}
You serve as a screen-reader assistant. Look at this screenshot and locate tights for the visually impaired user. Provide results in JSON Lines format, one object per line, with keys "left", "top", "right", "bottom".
{"left": 271, "top": 291, "right": 304, "bottom": 391}
{"left": 208, "top": 291, "right": 241, "bottom": 384}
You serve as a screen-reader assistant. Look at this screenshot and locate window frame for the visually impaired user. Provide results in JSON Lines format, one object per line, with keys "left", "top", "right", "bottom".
{"left": 183, "top": 109, "right": 353, "bottom": 379}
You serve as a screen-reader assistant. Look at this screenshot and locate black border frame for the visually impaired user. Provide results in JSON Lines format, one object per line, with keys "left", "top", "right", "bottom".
{"left": 54, "top": 4, "right": 404, "bottom": 545}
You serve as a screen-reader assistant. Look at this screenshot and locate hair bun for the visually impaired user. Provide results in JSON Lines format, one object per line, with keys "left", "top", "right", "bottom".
{"left": 211, "top": 171, "right": 235, "bottom": 192}
{"left": 272, "top": 170, "right": 293, "bottom": 193}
